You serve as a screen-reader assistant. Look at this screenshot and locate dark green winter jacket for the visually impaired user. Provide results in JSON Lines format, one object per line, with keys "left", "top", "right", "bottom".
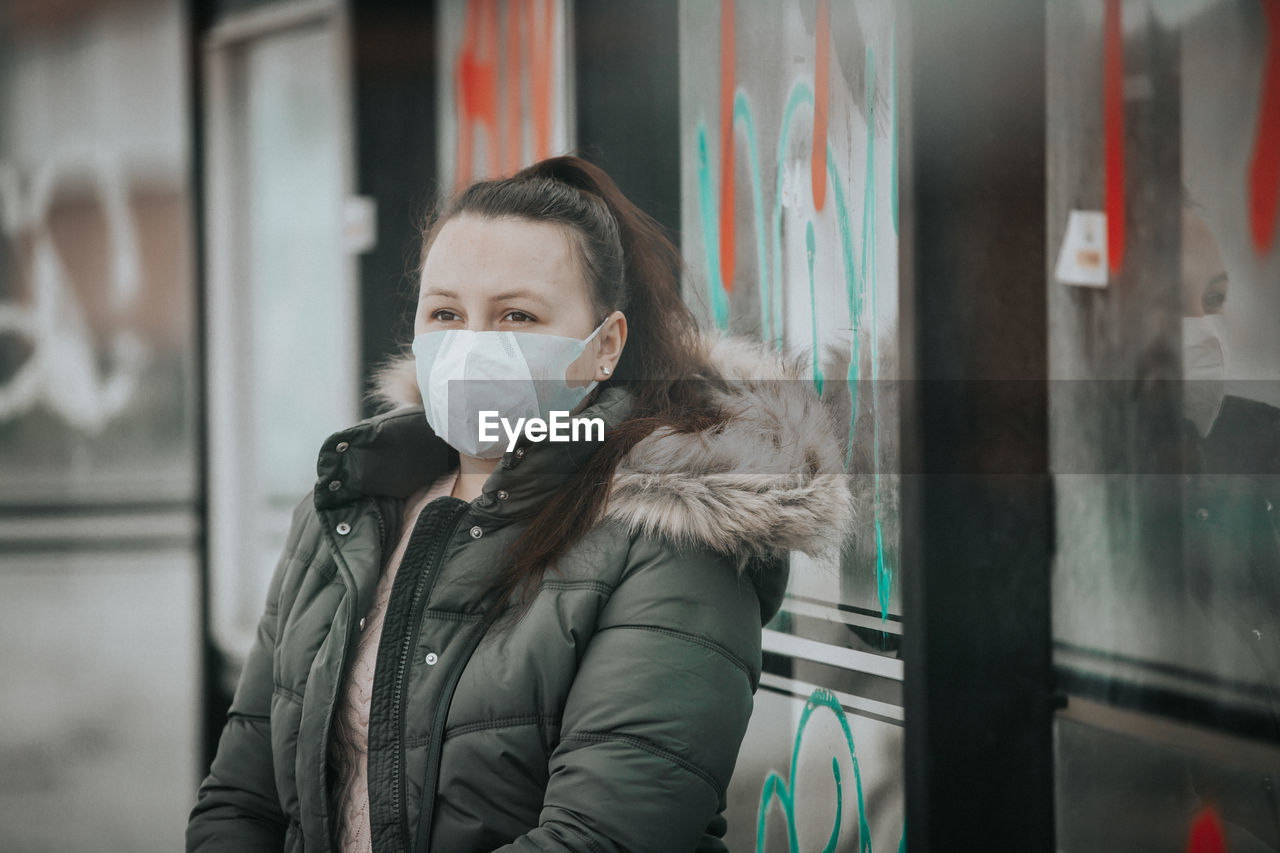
{"left": 186, "top": 333, "right": 853, "bottom": 853}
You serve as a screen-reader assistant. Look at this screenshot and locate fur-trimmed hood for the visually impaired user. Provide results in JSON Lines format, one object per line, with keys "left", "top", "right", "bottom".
{"left": 365, "top": 331, "right": 855, "bottom": 574}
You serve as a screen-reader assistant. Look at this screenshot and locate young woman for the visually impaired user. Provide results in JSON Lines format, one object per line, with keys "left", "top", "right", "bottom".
{"left": 186, "top": 156, "right": 853, "bottom": 853}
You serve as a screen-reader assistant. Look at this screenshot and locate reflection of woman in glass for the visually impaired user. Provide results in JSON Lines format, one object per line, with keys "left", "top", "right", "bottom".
{"left": 1181, "top": 206, "right": 1280, "bottom": 511}
{"left": 186, "top": 156, "right": 852, "bottom": 853}
{"left": 1179, "top": 203, "right": 1280, "bottom": 852}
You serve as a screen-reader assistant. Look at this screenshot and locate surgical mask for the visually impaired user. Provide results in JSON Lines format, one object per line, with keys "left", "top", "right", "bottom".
{"left": 1182, "top": 315, "right": 1228, "bottom": 438}
{"left": 411, "top": 320, "right": 607, "bottom": 458}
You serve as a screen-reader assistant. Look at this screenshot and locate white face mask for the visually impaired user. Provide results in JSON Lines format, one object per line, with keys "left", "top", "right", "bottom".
{"left": 411, "top": 320, "right": 607, "bottom": 458}
{"left": 1182, "top": 314, "right": 1229, "bottom": 438}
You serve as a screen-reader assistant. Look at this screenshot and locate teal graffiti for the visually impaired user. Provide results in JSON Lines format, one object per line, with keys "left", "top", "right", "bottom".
{"left": 697, "top": 56, "right": 895, "bottom": 621}
{"left": 705, "top": 80, "right": 819, "bottom": 342}
{"left": 718, "top": 82, "right": 816, "bottom": 350}
{"left": 755, "top": 688, "right": 872, "bottom": 853}
{"left": 697, "top": 122, "right": 732, "bottom": 329}
{"left": 859, "top": 46, "right": 893, "bottom": 623}
{"left": 770, "top": 83, "right": 818, "bottom": 349}
{"left": 734, "top": 92, "right": 771, "bottom": 345}
{"left": 700, "top": 21, "right": 905, "bottom": 853}
{"left": 805, "top": 221, "right": 824, "bottom": 396}
{"left": 824, "top": 142, "right": 860, "bottom": 449}
{"left": 755, "top": 689, "right": 907, "bottom": 853}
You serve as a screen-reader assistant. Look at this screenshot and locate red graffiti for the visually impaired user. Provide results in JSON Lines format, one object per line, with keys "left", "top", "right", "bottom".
{"left": 1104, "top": 0, "right": 1126, "bottom": 272}
{"left": 1186, "top": 805, "right": 1227, "bottom": 853}
{"left": 503, "top": 0, "right": 523, "bottom": 174}
{"left": 454, "top": 0, "right": 557, "bottom": 190}
{"left": 1250, "top": 0, "right": 1280, "bottom": 253}
{"left": 456, "top": 0, "right": 500, "bottom": 189}
{"left": 812, "top": 0, "right": 830, "bottom": 212}
{"left": 528, "top": 0, "right": 555, "bottom": 163}
{"left": 718, "top": 0, "right": 737, "bottom": 293}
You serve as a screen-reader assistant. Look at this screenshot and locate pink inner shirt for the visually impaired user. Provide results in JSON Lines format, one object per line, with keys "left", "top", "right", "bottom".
{"left": 327, "top": 466, "right": 460, "bottom": 853}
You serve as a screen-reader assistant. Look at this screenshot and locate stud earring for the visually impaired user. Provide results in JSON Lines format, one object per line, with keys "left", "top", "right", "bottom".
{"left": 601, "top": 366, "right": 611, "bottom": 375}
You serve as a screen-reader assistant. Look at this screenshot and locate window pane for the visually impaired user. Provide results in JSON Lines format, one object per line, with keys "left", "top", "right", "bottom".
{"left": 1049, "top": 0, "right": 1280, "bottom": 847}
{"left": 680, "top": 1, "right": 904, "bottom": 848}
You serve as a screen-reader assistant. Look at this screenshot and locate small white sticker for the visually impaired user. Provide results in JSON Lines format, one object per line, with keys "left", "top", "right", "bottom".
{"left": 1055, "top": 210, "right": 1109, "bottom": 288}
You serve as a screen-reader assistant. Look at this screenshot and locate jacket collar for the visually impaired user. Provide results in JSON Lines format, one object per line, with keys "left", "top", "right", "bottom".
{"left": 316, "top": 332, "right": 855, "bottom": 619}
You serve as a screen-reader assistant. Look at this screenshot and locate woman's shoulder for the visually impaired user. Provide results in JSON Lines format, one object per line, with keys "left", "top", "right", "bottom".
{"left": 565, "top": 517, "right": 777, "bottom": 640}
{"left": 263, "top": 489, "right": 348, "bottom": 611}
{"left": 562, "top": 520, "right": 775, "bottom": 692}
{"left": 577, "top": 332, "right": 855, "bottom": 630}
{"left": 285, "top": 488, "right": 325, "bottom": 549}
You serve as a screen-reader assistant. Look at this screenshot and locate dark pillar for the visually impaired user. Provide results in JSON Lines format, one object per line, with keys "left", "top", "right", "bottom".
{"left": 350, "top": 0, "right": 438, "bottom": 417}
{"left": 900, "top": 1, "right": 1055, "bottom": 848}
{"left": 572, "top": 0, "right": 681, "bottom": 238}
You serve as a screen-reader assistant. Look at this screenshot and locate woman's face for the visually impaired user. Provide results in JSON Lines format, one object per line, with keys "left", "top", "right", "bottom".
{"left": 1181, "top": 208, "right": 1228, "bottom": 318}
{"left": 415, "top": 214, "right": 624, "bottom": 387}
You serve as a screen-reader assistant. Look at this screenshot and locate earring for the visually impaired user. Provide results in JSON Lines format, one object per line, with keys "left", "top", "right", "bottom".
{"left": 601, "top": 366, "right": 611, "bottom": 375}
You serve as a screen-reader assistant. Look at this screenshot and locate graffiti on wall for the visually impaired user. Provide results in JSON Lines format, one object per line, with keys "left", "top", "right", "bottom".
{"left": 691, "top": 0, "right": 898, "bottom": 621}
{"left": 1251, "top": 0, "right": 1279, "bottom": 252}
{"left": 681, "top": 1, "right": 902, "bottom": 849}
{"left": 1108, "top": 0, "right": 1280, "bottom": 260}
{"left": 441, "top": 0, "right": 571, "bottom": 190}
{"left": 755, "top": 687, "right": 906, "bottom": 853}
{"left": 0, "top": 150, "right": 148, "bottom": 433}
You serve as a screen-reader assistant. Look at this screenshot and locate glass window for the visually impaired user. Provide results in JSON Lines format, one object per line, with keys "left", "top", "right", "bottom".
{"left": 1049, "top": 1, "right": 1280, "bottom": 848}
{"left": 0, "top": 2, "right": 200, "bottom": 850}
{"left": 680, "top": 1, "right": 904, "bottom": 848}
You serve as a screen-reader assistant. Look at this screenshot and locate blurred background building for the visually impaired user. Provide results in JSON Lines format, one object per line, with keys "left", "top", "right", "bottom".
{"left": 0, "top": 0, "right": 1277, "bottom": 850}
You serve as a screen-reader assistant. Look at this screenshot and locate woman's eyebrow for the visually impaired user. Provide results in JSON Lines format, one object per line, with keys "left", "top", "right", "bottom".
{"left": 491, "top": 289, "right": 551, "bottom": 306}
{"left": 420, "top": 286, "right": 550, "bottom": 307}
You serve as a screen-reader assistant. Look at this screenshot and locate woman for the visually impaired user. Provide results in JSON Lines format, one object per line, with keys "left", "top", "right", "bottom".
{"left": 186, "top": 156, "right": 853, "bottom": 853}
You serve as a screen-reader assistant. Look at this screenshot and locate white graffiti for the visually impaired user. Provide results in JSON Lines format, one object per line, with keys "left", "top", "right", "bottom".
{"left": 0, "top": 149, "right": 149, "bottom": 434}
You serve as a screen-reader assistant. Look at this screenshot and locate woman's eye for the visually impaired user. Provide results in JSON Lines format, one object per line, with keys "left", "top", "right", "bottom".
{"left": 504, "top": 311, "right": 535, "bottom": 323}
{"left": 430, "top": 309, "right": 461, "bottom": 322}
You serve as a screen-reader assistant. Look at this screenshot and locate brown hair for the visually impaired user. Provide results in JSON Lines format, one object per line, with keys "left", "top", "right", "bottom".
{"left": 417, "top": 156, "right": 727, "bottom": 629}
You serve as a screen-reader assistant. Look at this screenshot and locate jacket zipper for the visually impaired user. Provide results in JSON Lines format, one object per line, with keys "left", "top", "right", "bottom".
{"left": 391, "top": 499, "right": 470, "bottom": 852}
{"left": 375, "top": 500, "right": 389, "bottom": 555}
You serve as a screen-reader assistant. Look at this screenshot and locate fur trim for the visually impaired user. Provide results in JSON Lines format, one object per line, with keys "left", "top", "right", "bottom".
{"left": 369, "top": 347, "right": 423, "bottom": 411}
{"left": 369, "top": 331, "right": 854, "bottom": 568}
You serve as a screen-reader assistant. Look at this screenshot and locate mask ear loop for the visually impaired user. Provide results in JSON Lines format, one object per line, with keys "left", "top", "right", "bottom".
{"left": 571, "top": 317, "right": 613, "bottom": 415}
{"left": 582, "top": 316, "right": 609, "bottom": 344}
{"left": 582, "top": 316, "right": 613, "bottom": 382}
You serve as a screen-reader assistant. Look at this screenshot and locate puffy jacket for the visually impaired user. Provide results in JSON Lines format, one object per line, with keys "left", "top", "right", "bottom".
{"left": 186, "top": 333, "right": 853, "bottom": 853}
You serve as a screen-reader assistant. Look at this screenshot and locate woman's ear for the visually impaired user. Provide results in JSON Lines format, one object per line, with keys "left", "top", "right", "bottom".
{"left": 596, "top": 310, "right": 627, "bottom": 374}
